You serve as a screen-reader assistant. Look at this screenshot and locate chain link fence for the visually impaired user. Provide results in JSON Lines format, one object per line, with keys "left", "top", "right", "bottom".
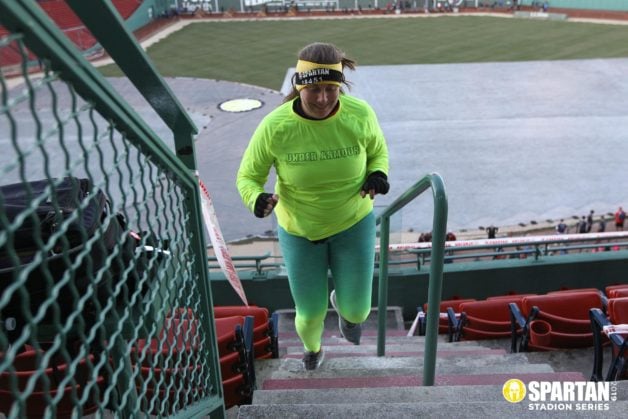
{"left": 0, "top": 1, "right": 223, "bottom": 417}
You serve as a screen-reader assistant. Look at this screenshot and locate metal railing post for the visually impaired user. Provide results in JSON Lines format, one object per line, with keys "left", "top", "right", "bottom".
{"left": 376, "top": 216, "right": 390, "bottom": 356}
{"left": 375, "top": 173, "right": 448, "bottom": 386}
{"left": 422, "top": 174, "right": 448, "bottom": 386}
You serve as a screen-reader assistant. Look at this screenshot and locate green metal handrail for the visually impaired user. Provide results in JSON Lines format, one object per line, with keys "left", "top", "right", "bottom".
{"left": 376, "top": 172, "right": 447, "bottom": 386}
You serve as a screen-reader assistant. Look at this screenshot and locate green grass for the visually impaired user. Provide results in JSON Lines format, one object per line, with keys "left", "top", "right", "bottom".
{"left": 100, "top": 16, "right": 628, "bottom": 90}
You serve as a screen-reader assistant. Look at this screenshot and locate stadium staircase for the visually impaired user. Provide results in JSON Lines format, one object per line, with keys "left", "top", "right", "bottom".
{"left": 235, "top": 307, "right": 628, "bottom": 418}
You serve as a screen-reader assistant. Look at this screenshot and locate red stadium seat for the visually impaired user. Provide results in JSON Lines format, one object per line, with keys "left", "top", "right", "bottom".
{"left": 548, "top": 287, "right": 601, "bottom": 295}
{"left": 215, "top": 306, "right": 274, "bottom": 359}
{"left": 607, "top": 285, "right": 628, "bottom": 299}
{"left": 449, "top": 295, "right": 530, "bottom": 352}
{"left": 511, "top": 291, "right": 604, "bottom": 351}
{"left": 486, "top": 293, "right": 537, "bottom": 300}
{"left": 213, "top": 315, "right": 254, "bottom": 408}
{"left": 604, "top": 284, "right": 628, "bottom": 296}
{"left": 0, "top": 347, "right": 103, "bottom": 417}
{"left": 608, "top": 297, "right": 628, "bottom": 323}
{"left": 133, "top": 309, "right": 255, "bottom": 411}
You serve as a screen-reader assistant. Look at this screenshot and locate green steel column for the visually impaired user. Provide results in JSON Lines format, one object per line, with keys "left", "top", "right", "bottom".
{"left": 65, "top": 0, "right": 199, "bottom": 170}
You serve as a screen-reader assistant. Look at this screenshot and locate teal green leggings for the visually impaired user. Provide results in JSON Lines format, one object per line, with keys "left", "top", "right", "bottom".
{"left": 278, "top": 212, "right": 375, "bottom": 352}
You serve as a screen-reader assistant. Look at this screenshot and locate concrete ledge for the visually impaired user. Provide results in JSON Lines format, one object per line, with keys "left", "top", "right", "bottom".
{"left": 253, "top": 384, "right": 508, "bottom": 404}
{"left": 257, "top": 355, "right": 554, "bottom": 381}
{"left": 254, "top": 382, "right": 628, "bottom": 404}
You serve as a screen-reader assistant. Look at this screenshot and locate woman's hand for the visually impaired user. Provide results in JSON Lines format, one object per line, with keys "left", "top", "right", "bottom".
{"left": 254, "top": 193, "right": 279, "bottom": 218}
{"left": 360, "top": 171, "right": 389, "bottom": 199}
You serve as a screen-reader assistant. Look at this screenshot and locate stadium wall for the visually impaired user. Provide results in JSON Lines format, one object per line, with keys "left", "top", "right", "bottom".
{"left": 184, "top": 0, "right": 628, "bottom": 13}
{"left": 125, "top": 0, "right": 172, "bottom": 32}
{"left": 520, "top": 0, "right": 628, "bottom": 12}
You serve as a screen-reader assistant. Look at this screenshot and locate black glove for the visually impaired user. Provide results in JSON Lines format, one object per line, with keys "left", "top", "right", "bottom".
{"left": 361, "top": 171, "right": 389, "bottom": 198}
{"left": 254, "top": 193, "right": 277, "bottom": 218}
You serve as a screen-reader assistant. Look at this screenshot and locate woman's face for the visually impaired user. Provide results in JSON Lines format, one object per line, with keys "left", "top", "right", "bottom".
{"left": 299, "top": 83, "right": 340, "bottom": 119}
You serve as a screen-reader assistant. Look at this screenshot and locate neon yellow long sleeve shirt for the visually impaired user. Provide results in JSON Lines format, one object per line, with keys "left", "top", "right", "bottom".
{"left": 236, "top": 94, "right": 389, "bottom": 241}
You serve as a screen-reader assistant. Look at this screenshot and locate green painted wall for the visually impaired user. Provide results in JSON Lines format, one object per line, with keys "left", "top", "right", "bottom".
{"left": 520, "top": 0, "right": 628, "bottom": 11}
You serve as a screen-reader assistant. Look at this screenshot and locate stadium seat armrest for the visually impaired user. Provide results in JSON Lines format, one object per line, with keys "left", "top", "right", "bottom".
{"left": 233, "top": 318, "right": 256, "bottom": 400}
{"left": 242, "top": 316, "right": 257, "bottom": 389}
{"left": 418, "top": 307, "right": 426, "bottom": 336}
{"left": 446, "top": 307, "right": 460, "bottom": 342}
{"left": 509, "top": 302, "right": 527, "bottom": 328}
{"left": 269, "top": 311, "right": 280, "bottom": 358}
{"left": 509, "top": 302, "right": 526, "bottom": 352}
{"left": 606, "top": 339, "right": 627, "bottom": 381}
{"left": 589, "top": 308, "right": 609, "bottom": 381}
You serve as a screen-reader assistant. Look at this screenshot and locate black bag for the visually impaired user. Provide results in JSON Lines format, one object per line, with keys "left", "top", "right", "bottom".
{"left": 1, "top": 178, "right": 108, "bottom": 263}
{"left": 0, "top": 177, "right": 136, "bottom": 342}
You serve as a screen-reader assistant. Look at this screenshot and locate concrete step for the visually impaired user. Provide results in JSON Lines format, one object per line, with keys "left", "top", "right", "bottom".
{"left": 279, "top": 328, "right": 411, "bottom": 341}
{"left": 260, "top": 371, "right": 587, "bottom": 390}
{"left": 278, "top": 331, "right": 488, "bottom": 345}
{"left": 253, "top": 384, "right": 507, "bottom": 404}
{"left": 256, "top": 354, "right": 556, "bottom": 382}
{"left": 276, "top": 337, "right": 499, "bottom": 357}
{"left": 238, "top": 400, "right": 628, "bottom": 418}
{"left": 283, "top": 348, "right": 507, "bottom": 360}
{"left": 274, "top": 306, "right": 406, "bottom": 333}
{"left": 263, "top": 352, "right": 537, "bottom": 371}
{"left": 253, "top": 381, "right": 628, "bottom": 405}
{"left": 282, "top": 342, "right": 507, "bottom": 354}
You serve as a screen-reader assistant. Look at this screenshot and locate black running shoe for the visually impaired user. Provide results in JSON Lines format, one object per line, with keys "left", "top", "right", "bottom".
{"left": 330, "top": 290, "right": 361, "bottom": 345}
{"left": 302, "top": 349, "right": 325, "bottom": 371}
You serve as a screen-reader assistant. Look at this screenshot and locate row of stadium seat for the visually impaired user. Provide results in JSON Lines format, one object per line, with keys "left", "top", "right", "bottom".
{"left": 213, "top": 305, "right": 278, "bottom": 409}
{"left": 419, "top": 285, "right": 628, "bottom": 352}
{"left": 420, "top": 284, "right": 627, "bottom": 381}
{"left": 0, "top": 304, "right": 278, "bottom": 416}
{"left": 508, "top": 289, "right": 605, "bottom": 351}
